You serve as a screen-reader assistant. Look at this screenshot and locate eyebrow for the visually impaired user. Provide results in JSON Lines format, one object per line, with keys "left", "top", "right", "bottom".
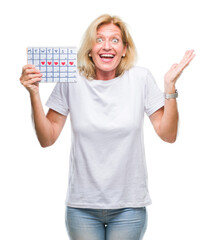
{"left": 96, "top": 33, "right": 122, "bottom": 38}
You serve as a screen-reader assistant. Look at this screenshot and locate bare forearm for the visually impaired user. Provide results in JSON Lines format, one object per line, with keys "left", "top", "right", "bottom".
{"left": 30, "top": 93, "right": 54, "bottom": 147}
{"left": 159, "top": 98, "right": 179, "bottom": 143}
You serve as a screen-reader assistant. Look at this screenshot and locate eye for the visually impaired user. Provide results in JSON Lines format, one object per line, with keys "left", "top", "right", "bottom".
{"left": 96, "top": 37, "right": 103, "bottom": 43}
{"left": 112, "top": 38, "right": 119, "bottom": 43}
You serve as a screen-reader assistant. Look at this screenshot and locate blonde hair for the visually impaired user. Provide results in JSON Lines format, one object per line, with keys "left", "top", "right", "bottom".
{"left": 78, "top": 14, "right": 137, "bottom": 80}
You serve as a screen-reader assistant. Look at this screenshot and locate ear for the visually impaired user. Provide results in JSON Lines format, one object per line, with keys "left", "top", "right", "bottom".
{"left": 122, "top": 43, "right": 127, "bottom": 56}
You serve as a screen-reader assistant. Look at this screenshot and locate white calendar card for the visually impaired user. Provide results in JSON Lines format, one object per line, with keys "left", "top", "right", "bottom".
{"left": 27, "top": 47, "right": 77, "bottom": 83}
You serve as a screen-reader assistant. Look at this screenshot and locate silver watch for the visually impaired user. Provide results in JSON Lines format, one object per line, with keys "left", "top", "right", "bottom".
{"left": 164, "top": 89, "right": 178, "bottom": 99}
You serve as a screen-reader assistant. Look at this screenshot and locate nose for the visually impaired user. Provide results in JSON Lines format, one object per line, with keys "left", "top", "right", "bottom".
{"left": 103, "top": 39, "right": 112, "bottom": 51}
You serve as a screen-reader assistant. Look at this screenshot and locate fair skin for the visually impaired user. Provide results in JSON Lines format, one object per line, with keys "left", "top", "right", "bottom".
{"left": 90, "top": 23, "right": 127, "bottom": 80}
{"left": 20, "top": 23, "right": 195, "bottom": 147}
{"left": 150, "top": 49, "right": 195, "bottom": 142}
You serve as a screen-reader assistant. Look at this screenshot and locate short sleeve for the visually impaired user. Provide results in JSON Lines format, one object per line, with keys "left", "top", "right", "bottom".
{"left": 144, "top": 70, "right": 165, "bottom": 117}
{"left": 45, "top": 83, "right": 69, "bottom": 116}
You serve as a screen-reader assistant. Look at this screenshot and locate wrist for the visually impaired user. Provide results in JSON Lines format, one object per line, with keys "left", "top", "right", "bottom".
{"left": 164, "top": 83, "right": 176, "bottom": 94}
{"left": 30, "top": 91, "right": 40, "bottom": 101}
{"left": 164, "top": 89, "right": 178, "bottom": 100}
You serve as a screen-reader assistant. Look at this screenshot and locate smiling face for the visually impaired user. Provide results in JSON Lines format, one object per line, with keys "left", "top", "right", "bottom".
{"left": 90, "top": 23, "right": 127, "bottom": 80}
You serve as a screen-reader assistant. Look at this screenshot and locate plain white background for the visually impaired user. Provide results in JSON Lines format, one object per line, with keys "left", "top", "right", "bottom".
{"left": 1, "top": 0, "right": 214, "bottom": 239}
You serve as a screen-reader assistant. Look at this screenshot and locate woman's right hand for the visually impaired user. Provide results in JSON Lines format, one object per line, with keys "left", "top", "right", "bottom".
{"left": 20, "top": 64, "right": 42, "bottom": 95}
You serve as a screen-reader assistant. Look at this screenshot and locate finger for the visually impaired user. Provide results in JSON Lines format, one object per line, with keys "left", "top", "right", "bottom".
{"left": 178, "top": 50, "right": 195, "bottom": 71}
{"left": 25, "top": 68, "right": 41, "bottom": 75}
{"left": 27, "top": 73, "right": 43, "bottom": 80}
{"left": 22, "top": 77, "right": 42, "bottom": 86}
{"left": 180, "top": 52, "right": 196, "bottom": 71}
{"left": 20, "top": 72, "right": 42, "bottom": 82}
{"left": 21, "top": 68, "right": 40, "bottom": 82}
{"left": 180, "top": 50, "right": 193, "bottom": 65}
{"left": 29, "top": 77, "right": 42, "bottom": 84}
{"left": 170, "top": 63, "right": 178, "bottom": 70}
{"left": 22, "top": 64, "right": 36, "bottom": 74}
{"left": 179, "top": 50, "right": 193, "bottom": 64}
{"left": 21, "top": 72, "right": 42, "bottom": 82}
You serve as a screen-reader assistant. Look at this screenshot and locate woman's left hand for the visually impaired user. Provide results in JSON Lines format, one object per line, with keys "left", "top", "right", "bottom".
{"left": 164, "top": 49, "right": 196, "bottom": 93}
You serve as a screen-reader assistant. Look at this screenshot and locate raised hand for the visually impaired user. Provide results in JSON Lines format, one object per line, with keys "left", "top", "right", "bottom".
{"left": 164, "top": 49, "right": 196, "bottom": 93}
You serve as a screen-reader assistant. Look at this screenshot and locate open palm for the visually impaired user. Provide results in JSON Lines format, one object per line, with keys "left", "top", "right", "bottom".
{"left": 164, "top": 49, "right": 195, "bottom": 88}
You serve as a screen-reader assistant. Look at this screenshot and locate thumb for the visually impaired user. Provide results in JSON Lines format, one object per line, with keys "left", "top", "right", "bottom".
{"left": 170, "top": 63, "right": 178, "bottom": 69}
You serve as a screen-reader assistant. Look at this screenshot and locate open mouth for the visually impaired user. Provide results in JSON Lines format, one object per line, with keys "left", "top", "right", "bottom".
{"left": 99, "top": 54, "right": 115, "bottom": 59}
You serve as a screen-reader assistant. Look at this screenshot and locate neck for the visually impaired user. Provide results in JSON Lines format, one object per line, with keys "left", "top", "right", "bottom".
{"left": 95, "top": 69, "right": 116, "bottom": 80}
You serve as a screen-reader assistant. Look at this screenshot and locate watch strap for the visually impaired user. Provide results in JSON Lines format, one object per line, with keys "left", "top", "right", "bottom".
{"left": 164, "top": 89, "right": 178, "bottom": 99}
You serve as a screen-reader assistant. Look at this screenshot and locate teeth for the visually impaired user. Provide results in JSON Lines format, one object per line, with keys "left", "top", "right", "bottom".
{"left": 100, "top": 54, "right": 114, "bottom": 58}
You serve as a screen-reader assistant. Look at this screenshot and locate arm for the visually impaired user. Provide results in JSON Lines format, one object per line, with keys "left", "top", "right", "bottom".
{"left": 30, "top": 93, "right": 67, "bottom": 147}
{"left": 149, "top": 50, "right": 195, "bottom": 143}
{"left": 149, "top": 99, "right": 178, "bottom": 143}
{"left": 20, "top": 64, "right": 67, "bottom": 147}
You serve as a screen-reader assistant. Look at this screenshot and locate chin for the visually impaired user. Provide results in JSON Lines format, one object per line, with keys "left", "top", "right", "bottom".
{"left": 96, "top": 63, "right": 116, "bottom": 71}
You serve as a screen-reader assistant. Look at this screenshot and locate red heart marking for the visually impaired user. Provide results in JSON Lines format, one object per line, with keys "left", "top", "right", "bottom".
{"left": 41, "top": 61, "right": 45, "bottom": 65}
{"left": 61, "top": 62, "right": 66, "bottom": 65}
{"left": 69, "top": 62, "right": 74, "bottom": 65}
{"left": 48, "top": 62, "right": 52, "bottom": 65}
{"left": 54, "top": 62, "right": 58, "bottom": 65}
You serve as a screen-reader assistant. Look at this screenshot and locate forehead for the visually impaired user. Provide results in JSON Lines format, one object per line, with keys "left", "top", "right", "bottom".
{"left": 97, "top": 23, "right": 122, "bottom": 36}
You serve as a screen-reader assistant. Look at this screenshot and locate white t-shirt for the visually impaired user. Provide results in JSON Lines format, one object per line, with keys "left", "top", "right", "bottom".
{"left": 46, "top": 66, "right": 165, "bottom": 209}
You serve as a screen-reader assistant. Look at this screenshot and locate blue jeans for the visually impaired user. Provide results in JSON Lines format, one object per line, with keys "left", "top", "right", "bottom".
{"left": 65, "top": 206, "right": 148, "bottom": 240}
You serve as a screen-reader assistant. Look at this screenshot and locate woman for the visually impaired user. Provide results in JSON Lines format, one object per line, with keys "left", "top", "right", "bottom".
{"left": 20, "top": 14, "right": 195, "bottom": 240}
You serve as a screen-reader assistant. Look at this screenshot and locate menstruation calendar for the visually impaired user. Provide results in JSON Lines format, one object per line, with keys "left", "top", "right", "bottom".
{"left": 27, "top": 47, "right": 77, "bottom": 83}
